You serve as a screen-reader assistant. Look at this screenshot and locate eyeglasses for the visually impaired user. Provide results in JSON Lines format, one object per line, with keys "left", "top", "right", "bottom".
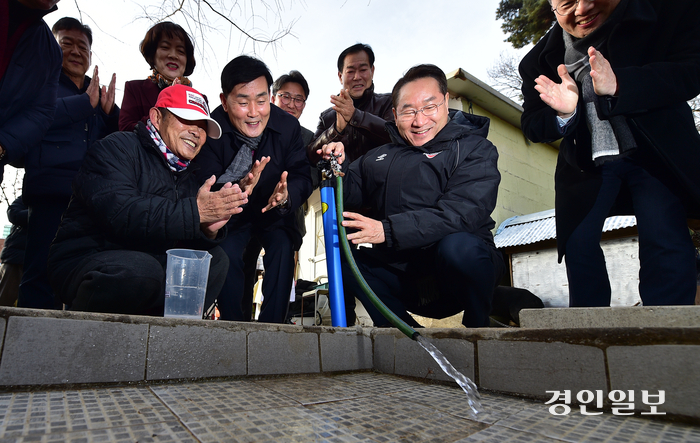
{"left": 396, "top": 100, "right": 445, "bottom": 122}
{"left": 551, "top": 0, "right": 593, "bottom": 16}
{"left": 276, "top": 92, "right": 306, "bottom": 108}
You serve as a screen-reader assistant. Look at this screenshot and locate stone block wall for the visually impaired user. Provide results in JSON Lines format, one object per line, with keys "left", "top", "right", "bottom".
{"left": 0, "top": 307, "right": 698, "bottom": 422}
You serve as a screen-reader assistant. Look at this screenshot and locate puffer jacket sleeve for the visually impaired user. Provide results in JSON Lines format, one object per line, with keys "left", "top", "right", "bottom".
{"left": 387, "top": 138, "right": 500, "bottom": 251}
{"left": 341, "top": 151, "right": 368, "bottom": 211}
{"left": 74, "top": 132, "right": 203, "bottom": 245}
{"left": 7, "top": 196, "right": 28, "bottom": 227}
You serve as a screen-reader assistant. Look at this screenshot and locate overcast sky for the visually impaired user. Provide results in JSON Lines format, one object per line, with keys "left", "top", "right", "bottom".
{"left": 1, "top": 0, "right": 533, "bottom": 230}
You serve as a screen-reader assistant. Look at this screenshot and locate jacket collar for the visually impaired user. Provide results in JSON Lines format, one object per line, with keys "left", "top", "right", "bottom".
{"left": 58, "top": 71, "right": 90, "bottom": 93}
{"left": 353, "top": 83, "right": 376, "bottom": 109}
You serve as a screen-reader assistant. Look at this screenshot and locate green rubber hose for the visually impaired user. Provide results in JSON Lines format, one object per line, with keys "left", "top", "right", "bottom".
{"left": 335, "top": 175, "right": 420, "bottom": 340}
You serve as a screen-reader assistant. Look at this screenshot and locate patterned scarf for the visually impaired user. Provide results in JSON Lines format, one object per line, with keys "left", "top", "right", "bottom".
{"left": 562, "top": 0, "right": 635, "bottom": 166}
{"left": 146, "top": 119, "right": 190, "bottom": 172}
{"left": 147, "top": 68, "right": 192, "bottom": 89}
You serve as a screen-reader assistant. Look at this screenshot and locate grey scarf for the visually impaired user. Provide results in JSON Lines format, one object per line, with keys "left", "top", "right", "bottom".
{"left": 217, "top": 133, "right": 261, "bottom": 184}
{"left": 563, "top": 0, "right": 636, "bottom": 165}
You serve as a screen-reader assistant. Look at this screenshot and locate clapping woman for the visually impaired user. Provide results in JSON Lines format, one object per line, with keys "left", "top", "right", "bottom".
{"left": 118, "top": 22, "right": 196, "bottom": 131}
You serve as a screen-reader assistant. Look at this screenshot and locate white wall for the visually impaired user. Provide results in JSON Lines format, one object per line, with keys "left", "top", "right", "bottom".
{"left": 511, "top": 236, "right": 642, "bottom": 307}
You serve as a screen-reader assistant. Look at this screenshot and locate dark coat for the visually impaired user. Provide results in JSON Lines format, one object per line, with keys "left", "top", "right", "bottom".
{"left": 519, "top": 0, "right": 700, "bottom": 259}
{"left": 0, "top": 2, "right": 62, "bottom": 181}
{"left": 343, "top": 110, "right": 500, "bottom": 267}
{"left": 192, "top": 104, "right": 313, "bottom": 249}
{"left": 0, "top": 196, "right": 27, "bottom": 265}
{"left": 307, "top": 85, "right": 394, "bottom": 165}
{"left": 48, "top": 122, "right": 221, "bottom": 296}
{"left": 24, "top": 72, "right": 120, "bottom": 199}
{"left": 301, "top": 126, "right": 314, "bottom": 147}
{"left": 118, "top": 79, "right": 162, "bottom": 132}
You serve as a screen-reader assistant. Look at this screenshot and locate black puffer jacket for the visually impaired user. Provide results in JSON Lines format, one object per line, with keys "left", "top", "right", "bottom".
{"left": 343, "top": 110, "right": 500, "bottom": 265}
{"left": 307, "top": 84, "right": 393, "bottom": 165}
{"left": 48, "top": 122, "right": 220, "bottom": 294}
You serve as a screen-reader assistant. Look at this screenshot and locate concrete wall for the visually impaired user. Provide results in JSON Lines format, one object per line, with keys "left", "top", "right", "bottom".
{"left": 512, "top": 237, "right": 642, "bottom": 307}
{"left": 1, "top": 307, "right": 698, "bottom": 421}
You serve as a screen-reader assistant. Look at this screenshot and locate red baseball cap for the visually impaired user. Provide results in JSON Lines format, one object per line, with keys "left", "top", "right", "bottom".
{"left": 154, "top": 85, "right": 222, "bottom": 139}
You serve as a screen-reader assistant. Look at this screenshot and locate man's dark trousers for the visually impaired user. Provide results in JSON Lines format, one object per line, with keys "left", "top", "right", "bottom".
{"left": 60, "top": 247, "right": 228, "bottom": 315}
{"left": 217, "top": 223, "right": 294, "bottom": 323}
{"left": 565, "top": 157, "right": 696, "bottom": 307}
{"left": 342, "top": 231, "right": 504, "bottom": 328}
{"left": 18, "top": 196, "right": 69, "bottom": 309}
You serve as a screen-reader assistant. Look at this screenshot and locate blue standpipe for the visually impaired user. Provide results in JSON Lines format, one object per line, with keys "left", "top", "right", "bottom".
{"left": 320, "top": 178, "right": 347, "bottom": 327}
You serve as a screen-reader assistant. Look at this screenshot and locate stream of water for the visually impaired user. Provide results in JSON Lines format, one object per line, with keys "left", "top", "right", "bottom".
{"left": 415, "top": 334, "right": 482, "bottom": 418}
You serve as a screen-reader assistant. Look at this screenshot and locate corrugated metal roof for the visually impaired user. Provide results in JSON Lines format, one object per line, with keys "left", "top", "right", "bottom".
{"left": 494, "top": 210, "right": 637, "bottom": 249}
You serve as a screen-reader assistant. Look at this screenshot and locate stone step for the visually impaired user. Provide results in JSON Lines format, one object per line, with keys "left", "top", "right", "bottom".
{"left": 519, "top": 306, "right": 700, "bottom": 329}
{"left": 1, "top": 306, "right": 699, "bottom": 421}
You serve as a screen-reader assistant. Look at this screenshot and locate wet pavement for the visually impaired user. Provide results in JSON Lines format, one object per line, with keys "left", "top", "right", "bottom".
{"left": 0, "top": 372, "right": 698, "bottom": 443}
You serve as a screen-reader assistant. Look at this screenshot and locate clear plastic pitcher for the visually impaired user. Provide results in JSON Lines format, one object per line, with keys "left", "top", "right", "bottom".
{"left": 164, "top": 249, "right": 212, "bottom": 319}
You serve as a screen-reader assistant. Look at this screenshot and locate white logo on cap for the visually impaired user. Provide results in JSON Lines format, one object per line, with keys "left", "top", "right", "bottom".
{"left": 186, "top": 91, "right": 208, "bottom": 115}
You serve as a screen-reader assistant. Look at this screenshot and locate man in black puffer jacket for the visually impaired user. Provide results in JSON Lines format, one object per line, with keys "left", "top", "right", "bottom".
{"left": 341, "top": 65, "right": 504, "bottom": 328}
{"left": 48, "top": 85, "right": 247, "bottom": 316}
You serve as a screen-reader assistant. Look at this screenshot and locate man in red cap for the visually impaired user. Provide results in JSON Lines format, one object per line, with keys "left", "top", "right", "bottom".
{"left": 19, "top": 17, "right": 120, "bottom": 311}
{"left": 47, "top": 84, "right": 250, "bottom": 316}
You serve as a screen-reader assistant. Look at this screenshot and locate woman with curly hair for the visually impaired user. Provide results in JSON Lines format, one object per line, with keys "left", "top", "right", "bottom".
{"left": 118, "top": 22, "right": 196, "bottom": 131}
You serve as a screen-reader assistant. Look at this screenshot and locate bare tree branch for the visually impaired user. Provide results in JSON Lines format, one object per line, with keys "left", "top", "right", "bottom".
{"left": 73, "top": 0, "right": 83, "bottom": 23}
{"left": 689, "top": 95, "right": 700, "bottom": 132}
{"left": 487, "top": 51, "right": 524, "bottom": 104}
{"left": 0, "top": 167, "right": 23, "bottom": 208}
{"left": 129, "top": 0, "right": 298, "bottom": 61}
{"left": 160, "top": 0, "right": 187, "bottom": 22}
{"left": 201, "top": 0, "right": 292, "bottom": 45}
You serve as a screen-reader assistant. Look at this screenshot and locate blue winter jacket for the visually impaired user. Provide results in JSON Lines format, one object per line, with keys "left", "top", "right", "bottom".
{"left": 23, "top": 72, "right": 120, "bottom": 198}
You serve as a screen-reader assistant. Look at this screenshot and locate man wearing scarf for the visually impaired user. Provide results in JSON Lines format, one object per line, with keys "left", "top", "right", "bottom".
{"left": 193, "top": 56, "right": 334, "bottom": 323}
{"left": 307, "top": 43, "right": 394, "bottom": 167}
{"left": 519, "top": 0, "right": 700, "bottom": 307}
{"left": 47, "top": 85, "right": 244, "bottom": 316}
